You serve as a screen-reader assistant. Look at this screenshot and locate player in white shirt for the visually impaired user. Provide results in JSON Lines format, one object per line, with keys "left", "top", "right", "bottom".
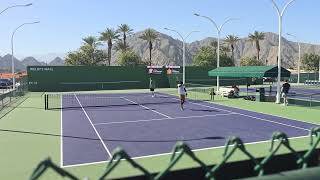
{"left": 177, "top": 81, "right": 187, "bottom": 110}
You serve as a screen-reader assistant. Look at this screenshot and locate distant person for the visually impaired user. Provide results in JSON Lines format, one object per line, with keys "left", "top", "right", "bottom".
{"left": 228, "top": 85, "right": 240, "bottom": 98}
{"left": 177, "top": 81, "right": 187, "bottom": 110}
{"left": 149, "top": 78, "right": 156, "bottom": 97}
{"left": 233, "top": 85, "right": 240, "bottom": 97}
{"left": 281, "top": 80, "right": 291, "bottom": 106}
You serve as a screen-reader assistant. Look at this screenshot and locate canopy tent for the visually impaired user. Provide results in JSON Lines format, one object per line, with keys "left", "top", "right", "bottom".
{"left": 208, "top": 66, "right": 291, "bottom": 78}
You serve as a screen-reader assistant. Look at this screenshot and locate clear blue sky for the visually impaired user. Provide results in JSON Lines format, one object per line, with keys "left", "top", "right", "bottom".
{"left": 0, "top": 0, "right": 319, "bottom": 59}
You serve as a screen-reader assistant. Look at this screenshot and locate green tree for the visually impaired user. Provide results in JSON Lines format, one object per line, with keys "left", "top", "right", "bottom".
{"left": 193, "top": 46, "right": 234, "bottom": 67}
{"left": 65, "top": 44, "right": 105, "bottom": 66}
{"left": 82, "top": 36, "right": 100, "bottom": 64}
{"left": 117, "top": 50, "right": 143, "bottom": 66}
{"left": 248, "top": 31, "right": 265, "bottom": 61}
{"left": 209, "top": 40, "right": 218, "bottom": 53}
{"left": 139, "top": 28, "right": 158, "bottom": 66}
{"left": 240, "top": 56, "right": 264, "bottom": 66}
{"left": 220, "top": 46, "right": 230, "bottom": 56}
{"left": 224, "top": 35, "right": 240, "bottom": 64}
{"left": 117, "top": 24, "right": 133, "bottom": 50}
{"left": 193, "top": 46, "right": 216, "bottom": 67}
{"left": 100, "top": 28, "right": 119, "bottom": 66}
{"left": 114, "top": 40, "right": 130, "bottom": 53}
{"left": 301, "top": 53, "right": 320, "bottom": 72}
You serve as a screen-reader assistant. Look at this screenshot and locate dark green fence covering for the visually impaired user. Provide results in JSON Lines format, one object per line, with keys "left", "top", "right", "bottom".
{"left": 208, "top": 66, "right": 291, "bottom": 78}
{"left": 28, "top": 66, "right": 150, "bottom": 92}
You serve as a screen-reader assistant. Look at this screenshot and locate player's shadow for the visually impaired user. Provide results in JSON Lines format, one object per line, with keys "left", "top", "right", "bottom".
{"left": 189, "top": 108, "right": 220, "bottom": 112}
{"left": 0, "top": 128, "right": 224, "bottom": 143}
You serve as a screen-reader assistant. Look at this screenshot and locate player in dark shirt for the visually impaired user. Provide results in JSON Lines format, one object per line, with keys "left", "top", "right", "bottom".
{"left": 281, "top": 80, "right": 290, "bottom": 106}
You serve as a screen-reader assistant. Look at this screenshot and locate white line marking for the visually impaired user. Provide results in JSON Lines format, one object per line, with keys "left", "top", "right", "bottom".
{"left": 93, "top": 113, "right": 235, "bottom": 126}
{"left": 74, "top": 94, "right": 112, "bottom": 158}
{"left": 60, "top": 96, "right": 63, "bottom": 167}
{"left": 62, "top": 135, "right": 309, "bottom": 168}
{"left": 190, "top": 102, "right": 310, "bottom": 132}
{"left": 208, "top": 98, "right": 320, "bottom": 126}
{"left": 160, "top": 94, "right": 320, "bottom": 126}
{"left": 121, "top": 97, "right": 172, "bottom": 119}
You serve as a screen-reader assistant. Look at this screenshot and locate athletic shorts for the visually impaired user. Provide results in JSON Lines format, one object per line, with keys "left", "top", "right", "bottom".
{"left": 180, "top": 95, "right": 186, "bottom": 101}
{"left": 150, "top": 88, "right": 154, "bottom": 92}
{"left": 282, "top": 93, "right": 288, "bottom": 98}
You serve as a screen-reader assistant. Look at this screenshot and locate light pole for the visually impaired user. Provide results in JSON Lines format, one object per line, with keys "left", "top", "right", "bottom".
{"left": 11, "top": 21, "right": 40, "bottom": 90}
{"left": 194, "top": 13, "right": 237, "bottom": 91}
{"left": 286, "top": 33, "right": 301, "bottom": 84}
{"left": 164, "top": 28, "right": 199, "bottom": 84}
{"left": 0, "top": 3, "right": 32, "bottom": 15}
{"left": 269, "top": 0, "right": 296, "bottom": 103}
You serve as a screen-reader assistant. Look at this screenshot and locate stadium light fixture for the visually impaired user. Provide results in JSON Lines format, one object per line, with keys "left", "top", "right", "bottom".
{"left": 164, "top": 28, "right": 199, "bottom": 84}
{"left": 11, "top": 21, "right": 40, "bottom": 90}
{"left": 194, "top": 13, "right": 238, "bottom": 91}
{"left": 269, "top": 0, "right": 296, "bottom": 103}
{"left": 0, "top": 3, "right": 33, "bottom": 15}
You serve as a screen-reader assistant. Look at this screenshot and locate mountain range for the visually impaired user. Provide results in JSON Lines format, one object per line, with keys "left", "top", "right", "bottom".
{"left": 1, "top": 30, "right": 320, "bottom": 71}
{"left": 111, "top": 30, "right": 320, "bottom": 68}
{"left": 0, "top": 55, "right": 64, "bottom": 72}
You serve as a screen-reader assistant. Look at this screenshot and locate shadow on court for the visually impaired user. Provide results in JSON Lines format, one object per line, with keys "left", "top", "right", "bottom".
{"left": 0, "top": 128, "right": 225, "bottom": 143}
{"left": 189, "top": 108, "right": 220, "bottom": 112}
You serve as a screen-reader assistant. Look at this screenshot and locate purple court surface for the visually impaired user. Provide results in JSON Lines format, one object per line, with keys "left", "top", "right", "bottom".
{"left": 61, "top": 92, "right": 318, "bottom": 167}
{"left": 241, "top": 86, "right": 320, "bottom": 101}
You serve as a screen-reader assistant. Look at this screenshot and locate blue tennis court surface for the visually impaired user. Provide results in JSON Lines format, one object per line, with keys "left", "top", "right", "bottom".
{"left": 61, "top": 92, "right": 317, "bottom": 167}
{"left": 241, "top": 86, "right": 320, "bottom": 101}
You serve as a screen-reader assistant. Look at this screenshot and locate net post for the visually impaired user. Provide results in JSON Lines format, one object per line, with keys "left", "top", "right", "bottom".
{"left": 45, "top": 94, "right": 48, "bottom": 110}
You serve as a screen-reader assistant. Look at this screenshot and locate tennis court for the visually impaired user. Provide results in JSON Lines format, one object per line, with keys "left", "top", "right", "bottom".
{"left": 52, "top": 91, "right": 318, "bottom": 167}
{"left": 241, "top": 85, "right": 320, "bottom": 102}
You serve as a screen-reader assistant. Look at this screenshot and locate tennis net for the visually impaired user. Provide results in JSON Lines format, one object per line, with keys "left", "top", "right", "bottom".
{"left": 44, "top": 87, "right": 214, "bottom": 110}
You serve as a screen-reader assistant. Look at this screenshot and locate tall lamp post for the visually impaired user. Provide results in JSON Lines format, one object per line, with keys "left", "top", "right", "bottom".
{"left": 286, "top": 33, "right": 301, "bottom": 84}
{"left": 269, "top": 0, "right": 296, "bottom": 103}
{"left": 164, "top": 28, "right": 198, "bottom": 84}
{"left": 11, "top": 21, "right": 40, "bottom": 90}
{"left": 0, "top": 3, "right": 32, "bottom": 15}
{"left": 194, "top": 13, "right": 237, "bottom": 91}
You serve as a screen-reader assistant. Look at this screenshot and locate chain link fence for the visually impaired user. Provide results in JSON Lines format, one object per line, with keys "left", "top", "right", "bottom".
{"left": 29, "top": 127, "right": 320, "bottom": 180}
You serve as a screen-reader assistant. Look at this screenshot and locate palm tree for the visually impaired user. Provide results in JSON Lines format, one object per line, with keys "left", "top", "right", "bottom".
{"left": 224, "top": 35, "right": 240, "bottom": 64}
{"left": 117, "top": 24, "right": 133, "bottom": 50}
{"left": 114, "top": 40, "right": 130, "bottom": 52}
{"left": 100, "top": 28, "right": 119, "bottom": 66}
{"left": 82, "top": 36, "right": 97, "bottom": 64}
{"left": 139, "top": 29, "right": 158, "bottom": 66}
{"left": 248, "top": 31, "right": 265, "bottom": 61}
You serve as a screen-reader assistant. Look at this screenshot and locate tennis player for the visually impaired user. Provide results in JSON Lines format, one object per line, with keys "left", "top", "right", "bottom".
{"left": 177, "top": 81, "right": 187, "bottom": 110}
{"left": 281, "top": 80, "right": 291, "bottom": 106}
{"left": 149, "top": 77, "right": 156, "bottom": 97}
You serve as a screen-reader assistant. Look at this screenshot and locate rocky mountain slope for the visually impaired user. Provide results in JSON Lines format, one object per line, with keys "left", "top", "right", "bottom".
{"left": 112, "top": 30, "right": 320, "bottom": 68}
{"left": 0, "top": 55, "right": 64, "bottom": 71}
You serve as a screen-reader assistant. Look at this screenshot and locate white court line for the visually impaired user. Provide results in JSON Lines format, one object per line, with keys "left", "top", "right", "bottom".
{"left": 93, "top": 113, "right": 235, "bottom": 126}
{"left": 190, "top": 102, "right": 310, "bottom": 132}
{"left": 62, "top": 135, "right": 309, "bottom": 168}
{"left": 121, "top": 97, "right": 172, "bottom": 119}
{"left": 74, "top": 94, "right": 113, "bottom": 158}
{"left": 161, "top": 95, "right": 311, "bottom": 132}
{"left": 60, "top": 96, "right": 63, "bottom": 167}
